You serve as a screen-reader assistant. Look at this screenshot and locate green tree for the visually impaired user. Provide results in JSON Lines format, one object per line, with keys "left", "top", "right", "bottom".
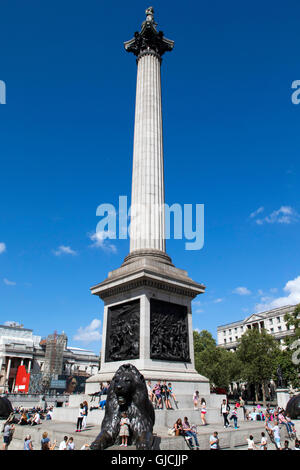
{"left": 276, "top": 349, "right": 300, "bottom": 389}
{"left": 193, "top": 330, "right": 242, "bottom": 389}
{"left": 236, "top": 328, "right": 280, "bottom": 405}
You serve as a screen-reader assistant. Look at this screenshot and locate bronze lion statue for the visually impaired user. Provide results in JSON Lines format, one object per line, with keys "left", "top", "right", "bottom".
{"left": 0, "top": 397, "right": 14, "bottom": 419}
{"left": 90, "top": 364, "right": 155, "bottom": 450}
{"left": 285, "top": 394, "right": 300, "bottom": 419}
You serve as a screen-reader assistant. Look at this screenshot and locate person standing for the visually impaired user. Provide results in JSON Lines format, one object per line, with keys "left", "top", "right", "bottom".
{"left": 200, "top": 398, "right": 207, "bottom": 425}
{"left": 82, "top": 400, "right": 88, "bottom": 430}
{"left": 260, "top": 432, "right": 267, "bottom": 450}
{"left": 2, "top": 422, "right": 15, "bottom": 450}
{"left": 161, "top": 381, "right": 172, "bottom": 409}
{"left": 239, "top": 396, "right": 246, "bottom": 420}
{"left": 119, "top": 412, "right": 130, "bottom": 447}
{"left": 193, "top": 391, "right": 200, "bottom": 410}
{"left": 221, "top": 399, "right": 230, "bottom": 428}
{"left": 272, "top": 421, "right": 281, "bottom": 450}
{"left": 229, "top": 406, "right": 238, "bottom": 429}
{"left": 153, "top": 381, "right": 162, "bottom": 409}
{"left": 76, "top": 403, "right": 84, "bottom": 432}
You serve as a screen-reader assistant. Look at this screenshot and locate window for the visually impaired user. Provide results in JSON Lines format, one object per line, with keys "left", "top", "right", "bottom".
{"left": 269, "top": 319, "right": 273, "bottom": 325}
{"left": 223, "top": 331, "right": 226, "bottom": 335}
{"left": 235, "top": 336, "right": 238, "bottom": 341}
{"left": 277, "top": 317, "right": 281, "bottom": 323}
{"left": 224, "top": 339, "right": 227, "bottom": 344}
{"left": 270, "top": 328, "right": 274, "bottom": 333}
{"left": 229, "top": 329, "right": 232, "bottom": 334}
{"left": 229, "top": 337, "right": 232, "bottom": 342}
{"left": 278, "top": 326, "right": 282, "bottom": 331}
{"left": 234, "top": 328, "right": 237, "bottom": 333}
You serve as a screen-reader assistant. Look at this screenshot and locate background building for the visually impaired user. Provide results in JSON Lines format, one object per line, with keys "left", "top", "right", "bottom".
{"left": 0, "top": 322, "right": 100, "bottom": 393}
{"left": 217, "top": 305, "right": 295, "bottom": 351}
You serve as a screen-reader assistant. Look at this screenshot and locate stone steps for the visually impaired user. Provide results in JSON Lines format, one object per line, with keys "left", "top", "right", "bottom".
{"left": 3, "top": 419, "right": 269, "bottom": 450}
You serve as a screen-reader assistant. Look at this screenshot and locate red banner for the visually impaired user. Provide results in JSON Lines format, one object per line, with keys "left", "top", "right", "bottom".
{"left": 15, "top": 365, "right": 30, "bottom": 393}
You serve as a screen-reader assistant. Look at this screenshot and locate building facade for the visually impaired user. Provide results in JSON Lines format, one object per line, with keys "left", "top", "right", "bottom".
{"left": 0, "top": 323, "right": 100, "bottom": 393}
{"left": 217, "top": 305, "right": 295, "bottom": 351}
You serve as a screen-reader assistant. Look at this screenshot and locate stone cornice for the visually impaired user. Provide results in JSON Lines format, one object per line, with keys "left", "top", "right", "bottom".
{"left": 91, "top": 269, "right": 205, "bottom": 301}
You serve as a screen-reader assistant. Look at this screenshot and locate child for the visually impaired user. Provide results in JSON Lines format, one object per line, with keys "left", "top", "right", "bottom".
{"left": 193, "top": 391, "right": 200, "bottom": 410}
{"left": 119, "top": 412, "right": 130, "bottom": 447}
{"left": 229, "top": 406, "right": 238, "bottom": 429}
{"left": 260, "top": 432, "right": 267, "bottom": 450}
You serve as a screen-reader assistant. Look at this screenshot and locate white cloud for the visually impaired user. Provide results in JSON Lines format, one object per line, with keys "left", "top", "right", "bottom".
{"left": 255, "top": 206, "right": 299, "bottom": 225}
{"left": 0, "top": 242, "right": 6, "bottom": 254}
{"left": 3, "top": 278, "right": 16, "bottom": 286}
{"left": 194, "top": 308, "right": 204, "bottom": 314}
{"left": 213, "top": 298, "right": 223, "bottom": 303}
{"left": 233, "top": 286, "right": 251, "bottom": 296}
{"left": 250, "top": 207, "right": 264, "bottom": 218}
{"left": 89, "top": 231, "right": 117, "bottom": 253}
{"left": 73, "top": 319, "right": 102, "bottom": 343}
{"left": 53, "top": 245, "right": 77, "bottom": 256}
{"left": 255, "top": 275, "right": 300, "bottom": 312}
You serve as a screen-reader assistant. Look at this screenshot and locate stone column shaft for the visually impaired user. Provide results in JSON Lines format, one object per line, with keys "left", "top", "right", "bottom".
{"left": 130, "top": 52, "right": 165, "bottom": 253}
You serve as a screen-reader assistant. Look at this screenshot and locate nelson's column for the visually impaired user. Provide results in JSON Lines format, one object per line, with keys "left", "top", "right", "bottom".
{"left": 86, "top": 8, "right": 210, "bottom": 401}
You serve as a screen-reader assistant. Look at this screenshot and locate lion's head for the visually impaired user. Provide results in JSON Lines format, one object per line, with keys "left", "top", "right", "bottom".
{"left": 112, "top": 363, "right": 146, "bottom": 407}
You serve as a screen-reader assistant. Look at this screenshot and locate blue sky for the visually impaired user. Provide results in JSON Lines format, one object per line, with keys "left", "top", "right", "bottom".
{"left": 1, "top": 0, "right": 300, "bottom": 354}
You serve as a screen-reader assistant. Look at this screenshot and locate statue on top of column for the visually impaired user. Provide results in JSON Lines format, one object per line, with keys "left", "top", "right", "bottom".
{"left": 124, "top": 7, "right": 174, "bottom": 58}
{"left": 145, "top": 7, "right": 157, "bottom": 27}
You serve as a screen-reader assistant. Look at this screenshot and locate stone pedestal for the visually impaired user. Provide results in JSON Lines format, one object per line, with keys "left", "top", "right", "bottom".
{"left": 85, "top": 255, "right": 209, "bottom": 395}
{"left": 276, "top": 388, "right": 290, "bottom": 409}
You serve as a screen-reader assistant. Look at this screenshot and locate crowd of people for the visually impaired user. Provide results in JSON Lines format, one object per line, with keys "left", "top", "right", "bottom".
{"left": 146, "top": 380, "right": 177, "bottom": 410}
{"left": 1, "top": 386, "right": 299, "bottom": 451}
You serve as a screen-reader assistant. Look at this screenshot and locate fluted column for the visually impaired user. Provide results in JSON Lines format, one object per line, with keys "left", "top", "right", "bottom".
{"left": 124, "top": 7, "right": 174, "bottom": 261}
{"left": 130, "top": 51, "right": 165, "bottom": 253}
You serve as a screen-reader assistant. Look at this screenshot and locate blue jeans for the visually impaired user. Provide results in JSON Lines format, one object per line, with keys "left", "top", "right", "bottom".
{"left": 185, "top": 431, "right": 199, "bottom": 447}
{"left": 230, "top": 416, "right": 238, "bottom": 427}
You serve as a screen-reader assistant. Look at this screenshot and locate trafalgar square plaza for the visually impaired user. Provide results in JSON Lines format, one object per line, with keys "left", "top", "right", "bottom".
{"left": 1, "top": 2, "right": 300, "bottom": 459}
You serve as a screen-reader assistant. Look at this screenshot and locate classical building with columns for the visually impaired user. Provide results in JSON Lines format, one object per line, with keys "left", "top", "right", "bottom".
{"left": 217, "top": 305, "right": 295, "bottom": 351}
{"left": 0, "top": 323, "right": 100, "bottom": 393}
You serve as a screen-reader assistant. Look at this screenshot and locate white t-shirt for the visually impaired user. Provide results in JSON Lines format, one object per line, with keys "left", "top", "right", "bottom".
{"left": 247, "top": 439, "right": 255, "bottom": 449}
{"left": 59, "top": 440, "right": 67, "bottom": 450}
{"left": 33, "top": 413, "right": 40, "bottom": 424}
{"left": 221, "top": 404, "right": 228, "bottom": 414}
{"left": 260, "top": 437, "right": 267, "bottom": 448}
